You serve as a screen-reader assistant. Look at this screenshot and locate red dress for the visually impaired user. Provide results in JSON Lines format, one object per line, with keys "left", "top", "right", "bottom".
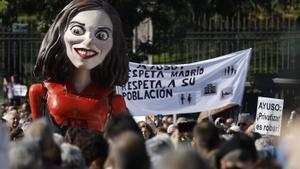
{"left": 29, "top": 80, "right": 126, "bottom": 132}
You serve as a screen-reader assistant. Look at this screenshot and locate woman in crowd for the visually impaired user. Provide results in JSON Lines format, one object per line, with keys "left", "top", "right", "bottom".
{"left": 4, "top": 109, "right": 24, "bottom": 140}
{"left": 138, "top": 121, "right": 155, "bottom": 140}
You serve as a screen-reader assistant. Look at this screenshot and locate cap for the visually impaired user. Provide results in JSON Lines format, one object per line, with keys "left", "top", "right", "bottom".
{"left": 229, "top": 125, "right": 241, "bottom": 133}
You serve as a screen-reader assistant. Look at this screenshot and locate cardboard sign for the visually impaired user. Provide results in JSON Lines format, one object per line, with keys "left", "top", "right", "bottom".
{"left": 255, "top": 97, "right": 284, "bottom": 136}
{"left": 117, "top": 49, "right": 252, "bottom": 116}
{"left": 13, "top": 84, "right": 27, "bottom": 97}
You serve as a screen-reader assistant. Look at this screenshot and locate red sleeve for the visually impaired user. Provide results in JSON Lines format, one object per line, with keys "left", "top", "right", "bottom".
{"left": 111, "top": 95, "right": 127, "bottom": 115}
{"left": 29, "top": 83, "right": 47, "bottom": 120}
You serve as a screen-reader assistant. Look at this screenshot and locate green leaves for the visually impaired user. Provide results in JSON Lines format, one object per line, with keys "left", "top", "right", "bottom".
{"left": 0, "top": 0, "right": 8, "bottom": 13}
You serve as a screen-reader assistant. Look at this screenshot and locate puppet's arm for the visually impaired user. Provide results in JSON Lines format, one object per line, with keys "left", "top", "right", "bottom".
{"left": 29, "top": 83, "right": 47, "bottom": 120}
{"left": 111, "top": 95, "right": 127, "bottom": 115}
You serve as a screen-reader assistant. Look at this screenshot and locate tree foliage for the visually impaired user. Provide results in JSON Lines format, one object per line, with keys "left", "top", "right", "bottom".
{"left": 0, "top": 0, "right": 44, "bottom": 26}
{"left": 36, "top": 0, "right": 71, "bottom": 32}
{"left": 0, "top": 0, "right": 8, "bottom": 13}
{"left": 1, "top": 0, "right": 299, "bottom": 33}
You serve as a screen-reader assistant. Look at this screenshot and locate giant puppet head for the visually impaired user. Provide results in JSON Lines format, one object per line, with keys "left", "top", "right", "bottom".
{"left": 33, "top": 0, "right": 129, "bottom": 88}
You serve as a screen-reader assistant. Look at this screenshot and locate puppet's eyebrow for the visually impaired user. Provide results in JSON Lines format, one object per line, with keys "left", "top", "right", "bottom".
{"left": 96, "top": 26, "right": 112, "bottom": 32}
{"left": 69, "top": 21, "right": 85, "bottom": 26}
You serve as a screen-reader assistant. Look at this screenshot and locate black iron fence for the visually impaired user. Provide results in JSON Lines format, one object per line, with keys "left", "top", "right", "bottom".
{"left": 152, "top": 14, "right": 300, "bottom": 77}
{"left": 0, "top": 32, "right": 42, "bottom": 84}
{"left": 149, "top": 14, "right": 300, "bottom": 111}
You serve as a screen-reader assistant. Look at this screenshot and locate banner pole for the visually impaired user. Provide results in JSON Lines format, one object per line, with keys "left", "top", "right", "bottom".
{"left": 173, "top": 114, "right": 177, "bottom": 124}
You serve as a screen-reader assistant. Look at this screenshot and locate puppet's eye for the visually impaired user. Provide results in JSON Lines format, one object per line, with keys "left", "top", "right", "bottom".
{"left": 70, "top": 26, "right": 84, "bottom": 36}
{"left": 95, "top": 30, "right": 109, "bottom": 40}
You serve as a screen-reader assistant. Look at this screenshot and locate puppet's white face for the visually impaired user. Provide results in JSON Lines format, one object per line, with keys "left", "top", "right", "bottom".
{"left": 64, "top": 10, "right": 113, "bottom": 70}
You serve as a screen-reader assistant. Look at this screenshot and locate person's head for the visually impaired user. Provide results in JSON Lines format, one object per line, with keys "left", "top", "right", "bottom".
{"left": 21, "top": 102, "right": 31, "bottom": 114}
{"left": 34, "top": 0, "right": 128, "bottom": 88}
{"left": 162, "top": 116, "right": 172, "bottom": 127}
{"left": 64, "top": 127, "right": 108, "bottom": 167}
{"left": 4, "top": 109, "right": 19, "bottom": 129}
{"left": 167, "top": 116, "right": 173, "bottom": 124}
{"left": 251, "top": 158, "right": 281, "bottom": 169}
{"left": 138, "top": 121, "right": 155, "bottom": 140}
{"left": 227, "top": 125, "right": 242, "bottom": 137}
{"left": 7, "top": 105, "right": 16, "bottom": 111}
{"left": 287, "top": 110, "right": 298, "bottom": 127}
{"left": 156, "top": 150, "right": 209, "bottom": 169}
{"left": 9, "top": 140, "right": 42, "bottom": 169}
{"left": 19, "top": 103, "right": 31, "bottom": 121}
{"left": 214, "top": 117, "right": 225, "bottom": 128}
{"left": 238, "top": 114, "right": 254, "bottom": 132}
{"left": 167, "top": 124, "right": 177, "bottom": 135}
{"left": 156, "top": 127, "right": 167, "bottom": 135}
{"left": 220, "top": 149, "right": 256, "bottom": 169}
{"left": 225, "top": 118, "right": 234, "bottom": 128}
{"left": 162, "top": 116, "right": 168, "bottom": 123}
{"left": 108, "top": 131, "right": 150, "bottom": 169}
{"left": 10, "top": 75, "right": 15, "bottom": 83}
{"left": 246, "top": 131, "right": 261, "bottom": 142}
{"left": 0, "top": 103, "right": 5, "bottom": 115}
{"left": 10, "top": 75, "right": 19, "bottom": 84}
{"left": 215, "top": 133, "right": 258, "bottom": 169}
{"left": 177, "top": 119, "right": 196, "bottom": 141}
{"left": 24, "top": 118, "right": 56, "bottom": 160}
{"left": 10, "top": 127, "right": 24, "bottom": 141}
{"left": 60, "top": 143, "right": 86, "bottom": 169}
{"left": 146, "top": 133, "right": 174, "bottom": 168}
{"left": 53, "top": 133, "right": 64, "bottom": 146}
{"left": 193, "top": 121, "right": 221, "bottom": 153}
{"left": 278, "top": 125, "right": 300, "bottom": 169}
{"left": 105, "top": 113, "right": 142, "bottom": 141}
{"left": 255, "top": 136, "right": 275, "bottom": 151}
{"left": 176, "top": 117, "right": 188, "bottom": 123}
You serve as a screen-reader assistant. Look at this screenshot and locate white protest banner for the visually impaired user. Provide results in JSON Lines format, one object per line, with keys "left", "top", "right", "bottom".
{"left": 116, "top": 49, "right": 252, "bottom": 116}
{"left": 13, "top": 84, "right": 28, "bottom": 97}
{"left": 255, "top": 97, "right": 284, "bottom": 136}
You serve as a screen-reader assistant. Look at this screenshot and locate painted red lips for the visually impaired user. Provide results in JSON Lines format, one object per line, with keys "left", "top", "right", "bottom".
{"left": 75, "top": 48, "right": 98, "bottom": 59}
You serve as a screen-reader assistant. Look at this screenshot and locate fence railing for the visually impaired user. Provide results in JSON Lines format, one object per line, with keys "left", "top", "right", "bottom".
{"left": 0, "top": 32, "right": 42, "bottom": 85}
{"left": 0, "top": 33, "right": 42, "bottom": 101}
{"left": 152, "top": 14, "right": 300, "bottom": 82}
{"left": 153, "top": 31, "right": 300, "bottom": 80}
{"left": 189, "top": 13, "right": 299, "bottom": 32}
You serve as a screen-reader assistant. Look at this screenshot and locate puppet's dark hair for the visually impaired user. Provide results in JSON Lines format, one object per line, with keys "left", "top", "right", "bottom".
{"left": 34, "top": 0, "right": 128, "bottom": 87}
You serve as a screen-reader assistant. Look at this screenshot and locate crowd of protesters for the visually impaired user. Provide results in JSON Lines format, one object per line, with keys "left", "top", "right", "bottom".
{"left": 1, "top": 100, "right": 300, "bottom": 169}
